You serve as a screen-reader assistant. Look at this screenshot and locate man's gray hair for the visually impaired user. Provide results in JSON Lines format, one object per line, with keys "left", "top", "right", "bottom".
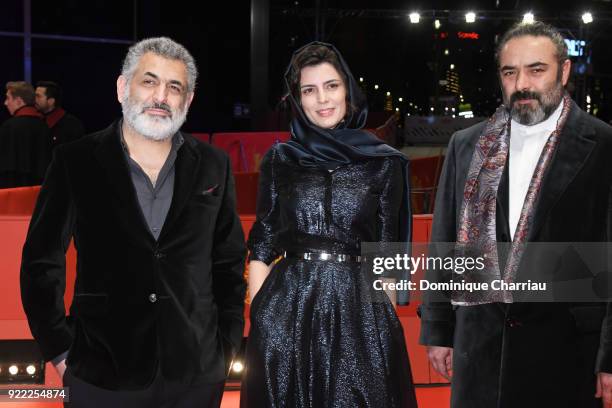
{"left": 121, "top": 37, "right": 198, "bottom": 93}
{"left": 495, "top": 21, "right": 568, "bottom": 67}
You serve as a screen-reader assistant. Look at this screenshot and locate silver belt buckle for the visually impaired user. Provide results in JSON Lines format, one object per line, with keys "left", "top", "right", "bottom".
{"left": 283, "top": 251, "right": 361, "bottom": 263}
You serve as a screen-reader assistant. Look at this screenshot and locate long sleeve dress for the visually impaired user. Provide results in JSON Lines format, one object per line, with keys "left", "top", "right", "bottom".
{"left": 241, "top": 145, "right": 418, "bottom": 408}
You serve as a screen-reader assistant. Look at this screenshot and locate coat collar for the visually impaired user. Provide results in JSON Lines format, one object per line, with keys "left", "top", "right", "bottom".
{"left": 14, "top": 105, "right": 44, "bottom": 119}
{"left": 93, "top": 120, "right": 201, "bottom": 245}
{"left": 527, "top": 101, "right": 596, "bottom": 241}
{"left": 44, "top": 107, "right": 66, "bottom": 128}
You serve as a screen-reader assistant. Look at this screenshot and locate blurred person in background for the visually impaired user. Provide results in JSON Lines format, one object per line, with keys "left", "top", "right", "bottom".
{"left": 35, "top": 81, "right": 85, "bottom": 148}
{"left": 0, "top": 81, "right": 50, "bottom": 188}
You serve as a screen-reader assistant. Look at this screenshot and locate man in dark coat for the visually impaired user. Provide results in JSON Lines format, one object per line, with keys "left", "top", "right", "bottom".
{"left": 419, "top": 22, "right": 612, "bottom": 407}
{"left": 21, "top": 37, "right": 246, "bottom": 407}
{"left": 35, "top": 81, "right": 85, "bottom": 149}
{"left": 0, "top": 81, "right": 50, "bottom": 188}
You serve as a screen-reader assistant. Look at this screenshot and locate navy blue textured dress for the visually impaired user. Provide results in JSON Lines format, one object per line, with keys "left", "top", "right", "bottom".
{"left": 241, "top": 145, "right": 418, "bottom": 408}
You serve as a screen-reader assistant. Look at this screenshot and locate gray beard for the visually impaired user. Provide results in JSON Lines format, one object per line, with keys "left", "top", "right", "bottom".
{"left": 121, "top": 93, "right": 188, "bottom": 141}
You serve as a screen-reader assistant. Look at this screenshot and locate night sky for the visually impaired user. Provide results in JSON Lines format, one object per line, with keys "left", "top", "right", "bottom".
{"left": 1, "top": 0, "right": 612, "bottom": 134}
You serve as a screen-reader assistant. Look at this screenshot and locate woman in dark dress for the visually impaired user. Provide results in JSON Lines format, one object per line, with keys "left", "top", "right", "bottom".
{"left": 241, "top": 42, "right": 417, "bottom": 408}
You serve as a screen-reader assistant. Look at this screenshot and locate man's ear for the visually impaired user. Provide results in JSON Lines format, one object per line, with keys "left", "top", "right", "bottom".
{"left": 185, "top": 92, "right": 194, "bottom": 110}
{"left": 116, "top": 75, "right": 127, "bottom": 103}
{"left": 561, "top": 59, "right": 571, "bottom": 86}
{"left": 48, "top": 97, "right": 56, "bottom": 108}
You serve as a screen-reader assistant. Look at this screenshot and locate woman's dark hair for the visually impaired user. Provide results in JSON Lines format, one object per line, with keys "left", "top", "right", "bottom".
{"left": 286, "top": 43, "right": 350, "bottom": 107}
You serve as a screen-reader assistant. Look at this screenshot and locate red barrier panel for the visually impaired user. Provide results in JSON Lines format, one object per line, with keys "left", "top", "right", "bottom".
{"left": 410, "top": 155, "right": 444, "bottom": 214}
{"left": 191, "top": 133, "right": 210, "bottom": 143}
{"left": 0, "top": 215, "right": 75, "bottom": 392}
{"left": 0, "top": 216, "right": 77, "bottom": 323}
{"left": 0, "top": 186, "right": 41, "bottom": 215}
{"left": 211, "top": 132, "right": 290, "bottom": 172}
{"left": 240, "top": 214, "right": 256, "bottom": 240}
{"left": 402, "top": 214, "right": 437, "bottom": 383}
{"left": 235, "top": 172, "right": 259, "bottom": 215}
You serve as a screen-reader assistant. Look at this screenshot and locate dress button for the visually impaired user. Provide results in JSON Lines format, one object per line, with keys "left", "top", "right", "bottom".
{"left": 149, "top": 293, "right": 157, "bottom": 303}
{"left": 154, "top": 251, "right": 163, "bottom": 259}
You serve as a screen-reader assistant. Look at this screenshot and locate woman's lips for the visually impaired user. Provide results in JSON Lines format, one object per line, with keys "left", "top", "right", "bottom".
{"left": 316, "top": 108, "right": 335, "bottom": 117}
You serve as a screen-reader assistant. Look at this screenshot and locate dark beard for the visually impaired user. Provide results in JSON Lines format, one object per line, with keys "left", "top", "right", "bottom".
{"left": 507, "top": 81, "right": 564, "bottom": 126}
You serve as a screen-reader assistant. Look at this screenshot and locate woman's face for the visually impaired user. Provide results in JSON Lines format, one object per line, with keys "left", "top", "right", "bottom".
{"left": 299, "top": 62, "right": 347, "bottom": 129}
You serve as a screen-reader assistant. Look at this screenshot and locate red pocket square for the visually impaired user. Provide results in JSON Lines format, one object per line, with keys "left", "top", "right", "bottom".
{"left": 201, "top": 184, "right": 219, "bottom": 195}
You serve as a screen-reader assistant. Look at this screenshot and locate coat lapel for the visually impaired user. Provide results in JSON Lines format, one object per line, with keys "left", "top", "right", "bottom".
{"left": 158, "top": 136, "right": 201, "bottom": 240}
{"left": 528, "top": 103, "right": 596, "bottom": 241}
{"left": 93, "top": 122, "right": 154, "bottom": 245}
{"left": 496, "top": 159, "right": 511, "bottom": 242}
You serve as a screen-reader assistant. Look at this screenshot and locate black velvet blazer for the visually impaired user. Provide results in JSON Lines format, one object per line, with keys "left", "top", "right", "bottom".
{"left": 20, "top": 121, "right": 246, "bottom": 390}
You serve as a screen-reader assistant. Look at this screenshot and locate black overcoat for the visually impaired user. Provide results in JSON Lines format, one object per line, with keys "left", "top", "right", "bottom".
{"left": 49, "top": 112, "right": 85, "bottom": 149}
{"left": 0, "top": 114, "right": 50, "bottom": 188}
{"left": 419, "top": 102, "right": 612, "bottom": 408}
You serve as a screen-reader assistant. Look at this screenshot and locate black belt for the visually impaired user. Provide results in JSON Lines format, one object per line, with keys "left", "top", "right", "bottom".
{"left": 283, "top": 251, "right": 362, "bottom": 263}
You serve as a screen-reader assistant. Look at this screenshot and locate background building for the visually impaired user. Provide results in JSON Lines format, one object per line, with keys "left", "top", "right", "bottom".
{"left": 1, "top": 0, "right": 612, "bottom": 134}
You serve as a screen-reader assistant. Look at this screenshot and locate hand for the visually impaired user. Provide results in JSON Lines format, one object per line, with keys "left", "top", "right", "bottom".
{"left": 54, "top": 359, "right": 67, "bottom": 380}
{"left": 596, "top": 372, "right": 612, "bottom": 407}
{"left": 248, "top": 260, "right": 272, "bottom": 303}
{"left": 426, "top": 346, "right": 453, "bottom": 380}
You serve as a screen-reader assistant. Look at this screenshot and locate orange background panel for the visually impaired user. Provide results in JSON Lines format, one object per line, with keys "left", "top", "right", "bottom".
{"left": 0, "top": 216, "right": 76, "bottom": 333}
{"left": 239, "top": 215, "right": 256, "bottom": 240}
{"left": 191, "top": 133, "right": 210, "bottom": 143}
{"left": 0, "top": 186, "right": 40, "bottom": 215}
{"left": 0, "top": 216, "right": 31, "bottom": 321}
{"left": 410, "top": 155, "right": 444, "bottom": 214}
{"left": 234, "top": 172, "right": 259, "bottom": 215}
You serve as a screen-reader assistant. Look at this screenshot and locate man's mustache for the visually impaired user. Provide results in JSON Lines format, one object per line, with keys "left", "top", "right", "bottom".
{"left": 142, "top": 102, "right": 172, "bottom": 116}
{"left": 510, "top": 90, "right": 541, "bottom": 105}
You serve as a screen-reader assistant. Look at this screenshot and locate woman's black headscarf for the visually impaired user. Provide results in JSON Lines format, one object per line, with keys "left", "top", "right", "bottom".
{"left": 277, "top": 42, "right": 413, "bottom": 304}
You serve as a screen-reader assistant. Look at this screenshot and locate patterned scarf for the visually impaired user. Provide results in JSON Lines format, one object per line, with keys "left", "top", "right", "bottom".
{"left": 453, "top": 93, "right": 572, "bottom": 305}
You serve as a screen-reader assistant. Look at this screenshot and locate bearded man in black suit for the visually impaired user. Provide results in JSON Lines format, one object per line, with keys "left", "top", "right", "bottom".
{"left": 419, "top": 22, "right": 612, "bottom": 408}
{"left": 21, "top": 37, "right": 246, "bottom": 408}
